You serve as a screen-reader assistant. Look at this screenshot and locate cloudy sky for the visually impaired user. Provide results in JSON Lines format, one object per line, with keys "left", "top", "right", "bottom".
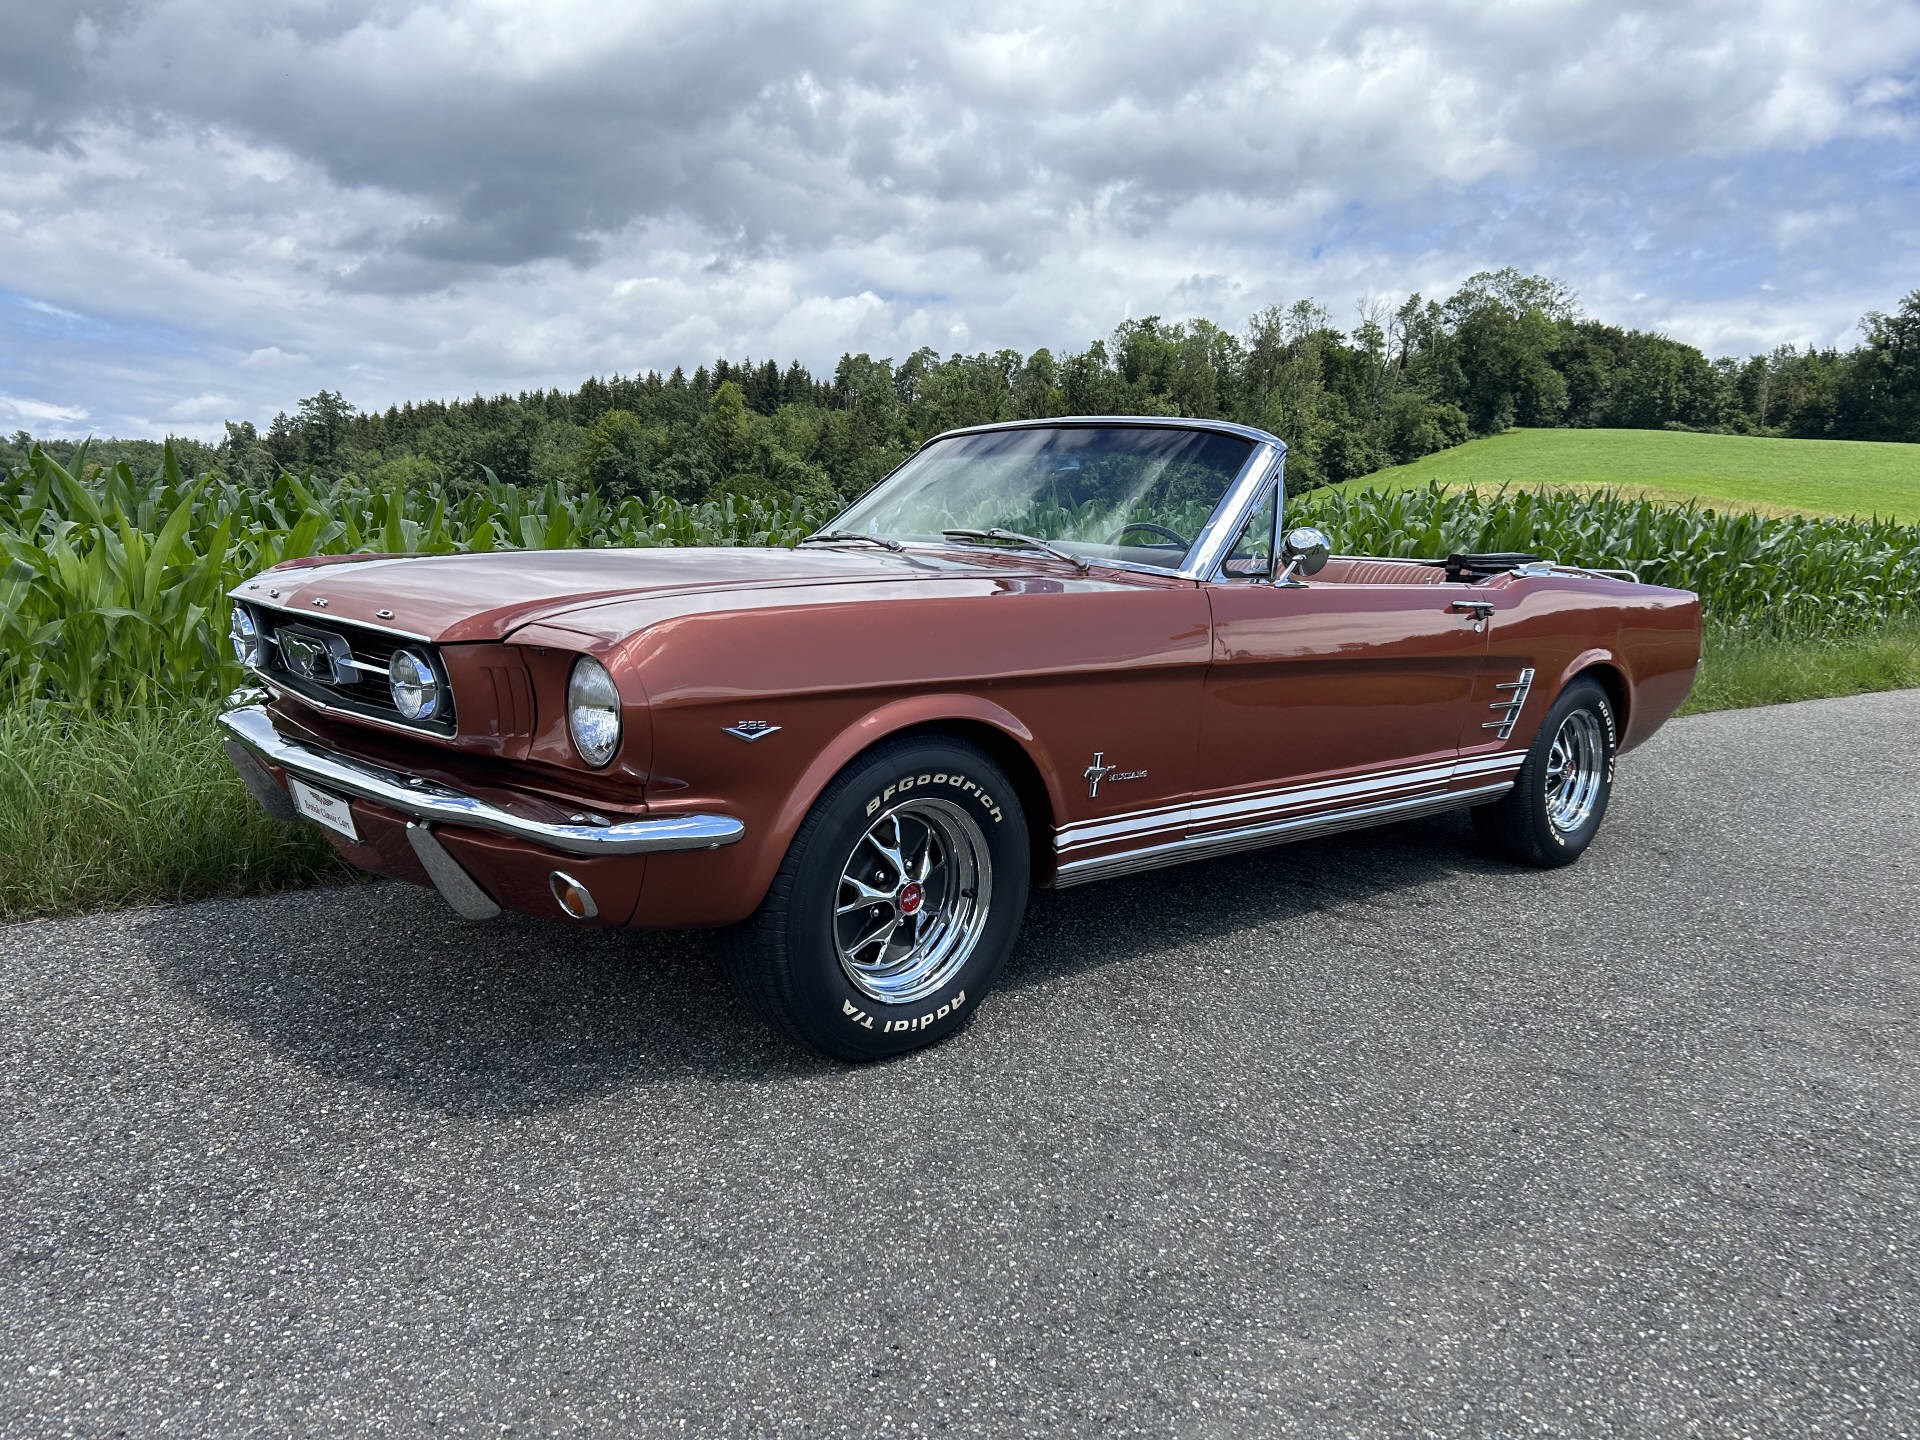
{"left": 3, "top": 0, "right": 1918, "bottom": 441}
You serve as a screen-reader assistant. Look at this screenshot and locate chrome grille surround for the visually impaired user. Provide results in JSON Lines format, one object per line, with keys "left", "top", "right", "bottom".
{"left": 236, "top": 601, "right": 457, "bottom": 735}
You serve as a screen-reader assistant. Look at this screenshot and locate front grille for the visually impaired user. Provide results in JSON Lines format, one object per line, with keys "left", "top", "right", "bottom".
{"left": 244, "top": 605, "right": 456, "bottom": 734}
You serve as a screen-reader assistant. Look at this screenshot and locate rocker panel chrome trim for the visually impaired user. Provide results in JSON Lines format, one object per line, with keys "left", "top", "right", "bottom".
{"left": 1053, "top": 782, "right": 1515, "bottom": 887}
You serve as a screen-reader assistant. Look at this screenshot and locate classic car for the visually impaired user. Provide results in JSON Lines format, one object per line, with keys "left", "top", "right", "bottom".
{"left": 219, "top": 417, "right": 1701, "bottom": 1058}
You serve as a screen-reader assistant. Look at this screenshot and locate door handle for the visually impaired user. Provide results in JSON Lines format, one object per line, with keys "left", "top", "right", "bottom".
{"left": 1450, "top": 599, "right": 1494, "bottom": 631}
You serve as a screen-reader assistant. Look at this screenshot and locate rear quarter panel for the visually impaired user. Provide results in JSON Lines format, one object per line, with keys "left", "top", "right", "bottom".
{"left": 1470, "top": 575, "right": 1702, "bottom": 762}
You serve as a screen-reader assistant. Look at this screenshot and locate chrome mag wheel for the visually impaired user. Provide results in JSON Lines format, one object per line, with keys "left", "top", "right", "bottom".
{"left": 833, "top": 797, "right": 992, "bottom": 1005}
{"left": 1543, "top": 708, "right": 1606, "bottom": 834}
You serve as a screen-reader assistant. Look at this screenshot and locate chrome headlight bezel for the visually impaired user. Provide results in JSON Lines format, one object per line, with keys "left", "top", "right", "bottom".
{"left": 229, "top": 602, "right": 263, "bottom": 668}
{"left": 567, "top": 656, "right": 622, "bottom": 769}
{"left": 388, "top": 647, "right": 442, "bottom": 722}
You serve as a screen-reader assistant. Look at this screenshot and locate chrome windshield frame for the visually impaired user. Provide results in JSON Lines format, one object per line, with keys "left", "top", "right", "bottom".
{"left": 1184, "top": 441, "right": 1284, "bottom": 582}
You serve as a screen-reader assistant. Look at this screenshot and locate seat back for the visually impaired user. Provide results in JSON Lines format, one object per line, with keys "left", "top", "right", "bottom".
{"left": 1315, "top": 557, "right": 1452, "bottom": 586}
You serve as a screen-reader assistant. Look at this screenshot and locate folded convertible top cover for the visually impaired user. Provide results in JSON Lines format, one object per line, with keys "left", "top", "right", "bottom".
{"left": 1445, "top": 552, "right": 1542, "bottom": 581}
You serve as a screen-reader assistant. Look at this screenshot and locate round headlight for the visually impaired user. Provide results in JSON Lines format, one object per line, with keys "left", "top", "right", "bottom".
{"left": 388, "top": 648, "right": 441, "bottom": 721}
{"left": 229, "top": 602, "right": 262, "bottom": 667}
{"left": 567, "top": 656, "right": 622, "bottom": 768}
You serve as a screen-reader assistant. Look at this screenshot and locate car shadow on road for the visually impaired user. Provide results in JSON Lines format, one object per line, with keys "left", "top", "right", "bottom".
{"left": 148, "top": 812, "right": 1503, "bottom": 1114}
{"left": 1005, "top": 812, "right": 1502, "bottom": 993}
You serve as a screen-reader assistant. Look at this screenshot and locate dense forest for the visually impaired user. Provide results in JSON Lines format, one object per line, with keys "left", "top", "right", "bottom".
{"left": 10, "top": 272, "right": 1919, "bottom": 505}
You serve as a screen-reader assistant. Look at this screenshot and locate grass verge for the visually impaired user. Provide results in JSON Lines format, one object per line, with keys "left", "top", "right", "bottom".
{"left": 1682, "top": 623, "right": 1920, "bottom": 714}
{"left": 1353, "top": 428, "right": 1920, "bottom": 522}
{"left": 2, "top": 627, "right": 1916, "bottom": 923}
{"left": 0, "top": 700, "right": 346, "bottom": 924}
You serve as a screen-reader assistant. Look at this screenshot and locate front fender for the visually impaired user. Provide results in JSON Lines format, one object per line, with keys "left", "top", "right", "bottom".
{"left": 767, "top": 692, "right": 1064, "bottom": 861}
{"left": 632, "top": 691, "right": 1060, "bottom": 928}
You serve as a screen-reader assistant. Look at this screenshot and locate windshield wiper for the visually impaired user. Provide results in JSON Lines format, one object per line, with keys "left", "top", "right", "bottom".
{"left": 940, "top": 528, "right": 1091, "bottom": 572}
{"left": 801, "top": 530, "right": 903, "bottom": 551}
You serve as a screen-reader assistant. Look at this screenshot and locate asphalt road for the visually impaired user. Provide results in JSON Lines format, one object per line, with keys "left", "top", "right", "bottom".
{"left": 4, "top": 692, "right": 1917, "bottom": 1438}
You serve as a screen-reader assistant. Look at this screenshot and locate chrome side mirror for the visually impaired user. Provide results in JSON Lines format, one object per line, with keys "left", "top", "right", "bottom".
{"left": 1275, "top": 526, "right": 1331, "bottom": 586}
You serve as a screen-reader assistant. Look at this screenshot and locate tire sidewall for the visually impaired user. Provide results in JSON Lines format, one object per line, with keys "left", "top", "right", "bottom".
{"left": 784, "top": 742, "right": 1028, "bottom": 1058}
{"left": 1523, "top": 680, "right": 1617, "bottom": 860}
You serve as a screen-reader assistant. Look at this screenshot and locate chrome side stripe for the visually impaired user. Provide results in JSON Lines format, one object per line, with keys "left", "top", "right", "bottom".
{"left": 1057, "top": 753, "right": 1461, "bottom": 847}
{"left": 1055, "top": 749, "right": 1527, "bottom": 854}
{"left": 1062, "top": 768, "right": 1449, "bottom": 851}
{"left": 1060, "top": 758, "right": 1456, "bottom": 851}
{"left": 1454, "top": 751, "right": 1529, "bottom": 778}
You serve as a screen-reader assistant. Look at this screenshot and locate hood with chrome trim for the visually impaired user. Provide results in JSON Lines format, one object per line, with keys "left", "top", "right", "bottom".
{"left": 236, "top": 546, "right": 1087, "bottom": 643}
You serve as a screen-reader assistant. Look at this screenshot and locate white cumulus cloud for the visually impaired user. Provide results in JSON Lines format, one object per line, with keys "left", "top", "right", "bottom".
{"left": 0, "top": 0, "right": 1916, "bottom": 438}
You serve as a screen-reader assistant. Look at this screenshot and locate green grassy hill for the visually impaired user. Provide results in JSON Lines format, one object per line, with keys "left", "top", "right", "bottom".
{"left": 1348, "top": 429, "right": 1920, "bottom": 522}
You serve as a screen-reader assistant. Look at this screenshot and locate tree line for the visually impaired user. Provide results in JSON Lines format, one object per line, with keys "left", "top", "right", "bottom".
{"left": 10, "top": 272, "right": 1918, "bottom": 504}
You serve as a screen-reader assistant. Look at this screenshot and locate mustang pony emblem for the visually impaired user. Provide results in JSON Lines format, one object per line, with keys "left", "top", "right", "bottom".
{"left": 276, "top": 627, "right": 355, "bottom": 685}
{"left": 1084, "top": 753, "right": 1117, "bottom": 797}
{"left": 1084, "top": 752, "right": 1148, "bottom": 798}
{"left": 277, "top": 631, "right": 333, "bottom": 682}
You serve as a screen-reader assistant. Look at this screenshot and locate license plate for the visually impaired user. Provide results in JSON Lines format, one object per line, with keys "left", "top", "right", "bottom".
{"left": 288, "top": 776, "right": 359, "bottom": 842}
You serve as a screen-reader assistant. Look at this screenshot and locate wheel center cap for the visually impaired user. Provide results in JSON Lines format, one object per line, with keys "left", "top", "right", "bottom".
{"left": 897, "top": 882, "right": 925, "bottom": 916}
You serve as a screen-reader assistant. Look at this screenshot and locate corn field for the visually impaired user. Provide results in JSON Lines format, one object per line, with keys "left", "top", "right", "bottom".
{"left": 1, "top": 444, "right": 816, "bottom": 712}
{"left": 4, "top": 442, "right": 1917, "bottom": 713}
{"left": 1292, "top": 484, "right": 1920, "bottom": 637}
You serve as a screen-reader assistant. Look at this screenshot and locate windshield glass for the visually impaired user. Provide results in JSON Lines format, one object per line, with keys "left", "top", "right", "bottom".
{"left": 828, "top": 424, "right": 1257, "bottom": 570}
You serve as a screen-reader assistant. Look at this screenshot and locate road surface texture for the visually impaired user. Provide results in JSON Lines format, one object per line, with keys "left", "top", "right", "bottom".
{"left": 3, "top": 691, "right": 1916, "bottom": 1437}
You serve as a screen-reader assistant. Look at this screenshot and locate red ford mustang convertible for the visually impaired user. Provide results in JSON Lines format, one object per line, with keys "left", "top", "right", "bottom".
{"left": 221, "top": 418, "right": 1701, "bottom": 1058}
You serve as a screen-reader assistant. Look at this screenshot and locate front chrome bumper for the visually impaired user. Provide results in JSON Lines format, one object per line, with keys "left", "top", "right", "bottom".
{"left": 217, "top": 703, "right": 744, "bottom": 856}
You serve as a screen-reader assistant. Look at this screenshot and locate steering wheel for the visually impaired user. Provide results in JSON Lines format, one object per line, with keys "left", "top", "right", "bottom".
{"left": 1105, "top": 521, "right": 1191, "bottom": 549}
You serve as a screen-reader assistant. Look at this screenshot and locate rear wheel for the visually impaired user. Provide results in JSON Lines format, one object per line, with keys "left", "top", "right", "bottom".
{"left": 724, "top": 737, "right": 1029, "bottom": 1060}
{"left": 1472, "top": 676, "right": 1617, "bottom": 867}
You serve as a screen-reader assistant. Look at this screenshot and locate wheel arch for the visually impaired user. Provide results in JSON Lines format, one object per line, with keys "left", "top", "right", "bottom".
{"left": 766, "top": 694, "right": 1066, "bottom": 893}
{"left": 883, "top": 717, "right": 1060, "bottom": 885}
{"left": 1556, "top": 649, "right": 1631, "bottom": 739}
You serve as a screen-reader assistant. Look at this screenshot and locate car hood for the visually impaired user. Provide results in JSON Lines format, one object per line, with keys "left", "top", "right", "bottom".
{"left": 237, "top": 545, "right": 1032, "bottom": 644}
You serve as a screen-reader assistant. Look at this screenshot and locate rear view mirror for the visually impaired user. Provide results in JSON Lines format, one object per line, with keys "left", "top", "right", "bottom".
{"left": 1276, "top": 526, "right": 1332, "bottom": 585}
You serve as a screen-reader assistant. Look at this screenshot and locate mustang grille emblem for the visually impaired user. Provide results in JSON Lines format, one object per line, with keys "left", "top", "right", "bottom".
{"left": 724, "top": 721, "right": 782, "bottom": 743}
{"left": 278, "top": 631, "right": 330, "bottom": 681}
{"left": 276, "top": 627, "right": 355, "bottom": 686}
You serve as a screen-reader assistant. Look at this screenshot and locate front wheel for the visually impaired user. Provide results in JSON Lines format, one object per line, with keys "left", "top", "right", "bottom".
{"left": 1472, "top": 676, "right": 1618, "bottom": 867}
{"left": 723, "top": 737, "right": 1029, "bottom": 1060}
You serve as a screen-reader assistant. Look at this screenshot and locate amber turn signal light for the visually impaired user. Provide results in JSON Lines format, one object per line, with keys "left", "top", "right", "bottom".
{"left": 548, "top": 870, "right": 599, "bottom": 921}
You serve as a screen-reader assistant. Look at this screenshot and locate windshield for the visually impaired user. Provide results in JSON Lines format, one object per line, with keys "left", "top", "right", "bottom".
{"left": 827, "top": 424, "right": 1257, "bottom": 570}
